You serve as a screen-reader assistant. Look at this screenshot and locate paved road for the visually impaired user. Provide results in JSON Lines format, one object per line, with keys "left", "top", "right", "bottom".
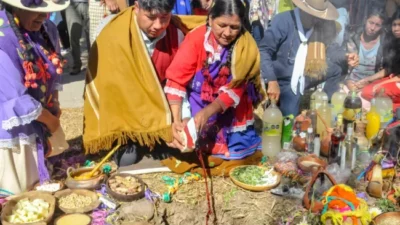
{"left": 58, "top": 39, "right": 87, "bottom": 109}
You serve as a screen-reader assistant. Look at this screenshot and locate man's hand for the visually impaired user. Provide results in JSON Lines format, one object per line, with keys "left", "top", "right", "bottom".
{"left": 166, "top": 121, "right": 186, "bottom": 151}
{"left": 346, "top": 53, "right": 359, "bottom": 68}
{"left": 102, "top": 0, "right": 119, "bottom": 13}
{"left": 267, "top": 81, "right": 280, "bottom": 101}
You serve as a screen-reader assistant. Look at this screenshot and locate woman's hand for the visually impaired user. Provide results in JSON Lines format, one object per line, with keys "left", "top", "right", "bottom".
{"left": 354, "top": 78, "right": 369, "bottom": 89}
{"left": 267, "top": 81, "right": 280, "bottom": 101}
{"left": 346, "top": 53, "right": 359, "bottom": 68}
{"left": 37, "top": 108, "right": 60, "bottom": 133}
{"left": 345, "top": 80, "right": 356, "bottom": 91}
{"left": 194, "top": 108, "right": 212, "bottom": 132}
{"left": 372, "top": 83, "right": 382, "bottom": 94}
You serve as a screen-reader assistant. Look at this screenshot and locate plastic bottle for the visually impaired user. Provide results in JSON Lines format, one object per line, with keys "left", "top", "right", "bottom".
{"left": 262, "top": 100, "right": 283, "bottom": 158}
{"left": 331, "top": 84, "right": 347, "bottom": 124}
{"left": 343, "top": 88, "right": 362, "bottom": 133}
{"left": 310, "top": 85, "right": 328, "bottom": 110}
{"left": 373, "top": 88, "right": 393, "bottom": 128}
{"left": 366, "top": 100, "right": 381, "bottom": 142}
{"left": 317, "top": 96, "right": 332, "bottom": 138}
{"left": 281, "top": 115, "right": 294, "bottom": 150}
{"left": 313, "top": 134, "right": 321, "bottom": 157}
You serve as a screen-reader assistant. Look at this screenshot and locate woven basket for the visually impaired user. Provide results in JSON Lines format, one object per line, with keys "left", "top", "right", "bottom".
{"left": 54, "top": 189, "right": 100, "bottom": 214}
{"left": 1, "top": 191, "right": 56, "bottom": 225}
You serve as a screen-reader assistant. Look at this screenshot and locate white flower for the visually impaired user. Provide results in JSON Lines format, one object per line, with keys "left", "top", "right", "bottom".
{"left": 369, "top": 207, "right": 382, "bottom": 219}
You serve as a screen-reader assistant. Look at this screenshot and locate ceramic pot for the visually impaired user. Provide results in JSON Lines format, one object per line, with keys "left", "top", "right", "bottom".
{"left": 65, "top": 167, "right": 105, "bottom": 190}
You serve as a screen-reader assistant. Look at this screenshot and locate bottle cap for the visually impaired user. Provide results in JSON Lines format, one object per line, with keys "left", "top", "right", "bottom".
{"left": 307, "top": 127, "right": 313, "bottom": 133}
{"left": 315, "top": 134, "right": 320, "bottom": 138}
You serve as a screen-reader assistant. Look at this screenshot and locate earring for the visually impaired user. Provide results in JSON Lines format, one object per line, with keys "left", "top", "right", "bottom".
{"left": 13, "top": 15, "right": 20, "bottom": 27}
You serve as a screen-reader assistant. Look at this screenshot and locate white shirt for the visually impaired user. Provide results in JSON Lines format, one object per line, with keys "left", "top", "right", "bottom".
{"left": 140, "top": 29, "right": 184, "bottom": 56}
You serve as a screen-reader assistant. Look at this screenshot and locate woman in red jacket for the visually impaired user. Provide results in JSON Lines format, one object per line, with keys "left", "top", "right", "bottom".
{"left": 163, "top": 0, "right": 265, "bottom": 176}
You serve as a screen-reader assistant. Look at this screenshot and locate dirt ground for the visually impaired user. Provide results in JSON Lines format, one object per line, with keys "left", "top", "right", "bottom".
{"left": 59, "top": 106, "right": 392, "bottom": 225}
{"left": 59, "top": 108, "right": 308, "bottom": 225}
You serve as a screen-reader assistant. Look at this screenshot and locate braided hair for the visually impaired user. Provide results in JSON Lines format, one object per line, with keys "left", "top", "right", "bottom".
{"left": 2, "top": 3, "right": 61, "bottom": 89}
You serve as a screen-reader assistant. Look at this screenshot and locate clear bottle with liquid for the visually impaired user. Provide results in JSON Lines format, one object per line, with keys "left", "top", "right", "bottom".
{"left": 310, "top": 84, "right": 328, "bottom": 110}
{"left": 343, "top": 126, "right": 357, "bottom": 170}
{"left": 329, "top": 115, "right": 345, "bottom": 165}
{"left": 313, "top": 134, "right": 321, "bottom": 157}
{"left": 307, "top": 104, "right": 318, "bottom": 132}
{"left": 306, "top": 127, "right": 314, "bottom": 154}
{"left": 331, "top": 84, "right": 347, "bottom": 124}
{"left": 343, "top": 88, "right": 362, "bottom": 133}
{"left": 262, "top": 100, "right": 283, "bottom": 158}
{"left": 317, "top": 96, "right": 332, "bottom": 138}
{"left": 373, "top": 88, "right": 393, "bottom": 128}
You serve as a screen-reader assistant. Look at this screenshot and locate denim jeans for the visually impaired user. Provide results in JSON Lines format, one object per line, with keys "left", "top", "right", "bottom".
{"left": 251, "top": 20, "right": 265, "bottom": 46}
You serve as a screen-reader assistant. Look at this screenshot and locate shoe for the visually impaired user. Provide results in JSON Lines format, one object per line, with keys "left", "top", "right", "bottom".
{"left": 70, "top": 67, "right": 81, "bottom": 75}
{"left": 61, "top": 48, "right": 70, "bottom": 56}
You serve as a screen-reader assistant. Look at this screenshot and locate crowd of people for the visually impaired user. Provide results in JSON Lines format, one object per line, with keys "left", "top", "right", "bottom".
{"left": 1, "top": 0, "right": 400, "bottom": 194}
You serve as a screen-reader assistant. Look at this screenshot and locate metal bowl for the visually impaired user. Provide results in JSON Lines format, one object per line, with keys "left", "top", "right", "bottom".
{"left": 65, "top": 167, "right": 105, "bottom": 190}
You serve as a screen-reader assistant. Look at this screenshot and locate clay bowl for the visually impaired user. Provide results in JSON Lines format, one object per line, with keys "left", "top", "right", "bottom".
{"left": 106, "top": 173, "right": 146, "bottom": 202}
{"left": 54, "top": 189, "right": 100, "bottom": 214}
{"left": 372, "top": 212, "right": 400, "bottom": 225}
{"left": 229, "top": 166, "right": 281, "bottom": 192}
{"left": 297, "top": 154, "right": 327, "bottom": 173}
{"left": 54, "top": 213, "right": 92, "bottom": 225}
{"left": 65, "top": 167, "right": 105, "bottom": 190}
{"left": 33, "top": 180, "right": 65, "bottom": 194}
